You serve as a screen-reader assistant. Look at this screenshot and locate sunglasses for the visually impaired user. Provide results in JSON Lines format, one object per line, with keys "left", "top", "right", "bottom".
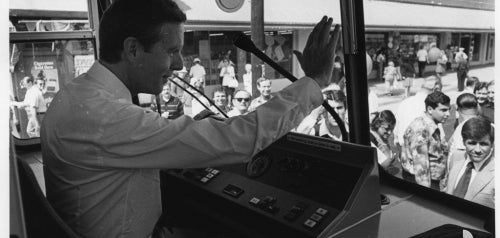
{"left": 235, "top": 98, "right": 250, "bottom": 102}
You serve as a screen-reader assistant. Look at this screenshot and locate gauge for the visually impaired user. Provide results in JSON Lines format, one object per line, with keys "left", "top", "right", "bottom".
{"left": 246, "top": 152, "right": 271, "bottom": 178}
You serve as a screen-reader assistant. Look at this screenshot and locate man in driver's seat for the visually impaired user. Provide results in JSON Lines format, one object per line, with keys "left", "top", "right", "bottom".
{"left": 41, "top": 0, "right": 340, "bottom": 237}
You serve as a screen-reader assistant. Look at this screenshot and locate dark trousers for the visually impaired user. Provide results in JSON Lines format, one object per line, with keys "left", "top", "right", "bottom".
{"left": 417, "top": 61, "right": 426, "bottom": 78}
{"left": 402, "top": 170, "right": 440, "bottom": 190}
{"left": 457, "top": 70, "right": 467, "bottom": 91}
{"left": 446, "top": 62, "right": 452, "bottom": 70}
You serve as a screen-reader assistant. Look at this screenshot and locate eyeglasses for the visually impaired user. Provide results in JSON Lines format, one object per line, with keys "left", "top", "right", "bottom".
{"left": 235, "top": 98, "right": 250, "bottom": 102}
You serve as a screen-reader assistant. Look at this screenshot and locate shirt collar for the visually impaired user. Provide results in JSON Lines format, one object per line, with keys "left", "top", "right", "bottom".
{"left": 465, "top": 149, "right": 493, "bottom": 171}
{"left": 87, "top": 61, "right": 132, "bottom": 103}
{"left": 423, "top": 113, "right": 439, "bottom": 132}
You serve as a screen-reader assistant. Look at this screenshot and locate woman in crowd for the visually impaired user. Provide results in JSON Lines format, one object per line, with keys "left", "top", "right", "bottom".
{"left": 482, "top": 80, "right": 494, "bottom": 123}
{"left": 370, "top": 110, "right": 400, "bottom": 177}
{"left": 474, "top": 82, "right": 489, "bottom": 107}
{"left": 435, "top": 49, "right": 447, "bottom": 79}
{"left": 219, "top": 58, "right": 237, "bottom": 106}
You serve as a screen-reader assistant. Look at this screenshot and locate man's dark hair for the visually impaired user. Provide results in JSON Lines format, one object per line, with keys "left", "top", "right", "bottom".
{"left": 465, "top": 76, "right": 479, "bottom": 88}
{"left": 370, "top": 110, "right": 396, "bottom": 131}
{"left": 425, "top": 91, "right": 450, "bottom": 110}
{"left": 456, "top": 93, "right": 478, "bottom": 111}
{"left": 99, "top": 0, "right": 186, "bottom": 63}
{"left": 487, "top": 80, "right": 494, "bottom": 89}
{"left": 256, "top": 77, "right": 270, "bottom": 87}
{"left": 324, "top": 90, "right": 347, "bottom": 107}
{"left": 23, "top": 76, "right": 34, "bottom": 84}
{"left": 212, "top": 87, "right": 226, "bottom": 98}
{"left": 462, "top": 116, "right": 494, "bottom": 143}
{"left": 474, "top": 82, "right": 488, "bottom": 94}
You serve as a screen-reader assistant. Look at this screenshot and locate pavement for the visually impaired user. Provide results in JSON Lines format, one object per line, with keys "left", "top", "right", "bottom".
{"left": 369, "top": 65, "right": 495, "bottom": 113}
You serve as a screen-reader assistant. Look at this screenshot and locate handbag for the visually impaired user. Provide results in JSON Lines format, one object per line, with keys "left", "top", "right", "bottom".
{"left": 228, "top": 78, "right": 239, "bottom": 88}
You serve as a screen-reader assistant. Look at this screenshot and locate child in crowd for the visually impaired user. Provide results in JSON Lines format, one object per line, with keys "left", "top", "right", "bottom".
{"left": 383, "top": 61, "right": 398, "bottom": 95}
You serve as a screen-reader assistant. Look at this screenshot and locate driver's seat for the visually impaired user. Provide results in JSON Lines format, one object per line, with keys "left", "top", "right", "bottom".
{"left": 16, "top": 155, "right": 81, "bottom": 238}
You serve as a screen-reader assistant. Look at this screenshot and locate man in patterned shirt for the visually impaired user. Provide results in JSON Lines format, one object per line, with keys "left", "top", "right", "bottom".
{"left": 248, "top": 77, "right": 273, "bottom": 112}
{"left": 401, "top": 91, "right": 450, "bottom": 190}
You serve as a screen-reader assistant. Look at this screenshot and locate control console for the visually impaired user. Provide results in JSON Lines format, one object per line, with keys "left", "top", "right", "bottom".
{"left": 162, "top": 133, "right": 381, "bottom": 238}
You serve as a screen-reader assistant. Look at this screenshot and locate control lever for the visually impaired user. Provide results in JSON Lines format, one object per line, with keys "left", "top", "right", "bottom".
{"left": 233, "top": 33, "right": 348, "bottom": 141}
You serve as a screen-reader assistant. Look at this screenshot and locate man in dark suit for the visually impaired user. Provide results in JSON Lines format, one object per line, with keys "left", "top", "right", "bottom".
{"left": 444, "top": 117, "right": 494, "bottom": 208}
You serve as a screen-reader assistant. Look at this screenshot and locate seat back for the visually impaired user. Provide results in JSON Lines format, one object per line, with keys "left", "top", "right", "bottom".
{"left": 17, "top": 158, "right": 81, "bottom": 238}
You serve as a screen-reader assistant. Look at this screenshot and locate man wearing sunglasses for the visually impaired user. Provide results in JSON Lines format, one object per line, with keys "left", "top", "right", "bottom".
{"left": 227, "top": 90, "right": 252, "bottom": 117}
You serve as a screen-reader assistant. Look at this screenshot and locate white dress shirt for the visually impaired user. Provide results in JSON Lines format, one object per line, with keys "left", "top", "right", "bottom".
{"left": 41, "top": 61, "right": 323, "bottom": 238}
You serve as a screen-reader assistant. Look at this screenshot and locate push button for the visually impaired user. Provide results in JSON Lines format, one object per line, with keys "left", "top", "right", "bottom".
{"left": 211, "top": 169, "right": 220, "bottom": 175}
{"left": 315, "top": 208, "right": 328, "bottom": 216}
{"left": 262, "top": 196, "right": 277, "bottom": 206}
{"left": 303, "top": 219, "right": 317, "bottom": 228}
{"left": 310, "top": 213, "right": 322, "bottom": 222}
{"left": 222, "top": 184, "right": 244, "bottom": 198}
{"left": 249, "top": 197, "right": 260, "bottom": 206}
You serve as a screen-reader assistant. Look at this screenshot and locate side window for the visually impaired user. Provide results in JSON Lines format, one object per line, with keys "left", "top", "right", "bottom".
{"left": 9, "top": 0, "right": 95, "bottom": 142}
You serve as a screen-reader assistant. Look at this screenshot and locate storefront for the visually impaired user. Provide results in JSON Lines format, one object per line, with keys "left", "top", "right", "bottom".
{"left": 182, "top": 30, "right": 294, "bottom": 86}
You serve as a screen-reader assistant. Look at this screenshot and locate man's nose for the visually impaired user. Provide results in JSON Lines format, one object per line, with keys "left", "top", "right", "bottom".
{"left": 170, "top": 53, "right": 184, "bottom": 71}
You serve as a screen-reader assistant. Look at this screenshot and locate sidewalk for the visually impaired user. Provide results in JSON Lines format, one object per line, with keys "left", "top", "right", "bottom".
{"left": 369, "top": 65, "right": 495, "bottom": 113}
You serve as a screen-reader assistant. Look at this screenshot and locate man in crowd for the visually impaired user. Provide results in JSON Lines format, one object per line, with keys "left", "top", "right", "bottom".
{"left": 151, "top": 82, "right": 183, "bottom": 119}
{"left": 11, "top": 76, "right": 47, "bottom": 138}
{"left": 189, "top": 57, "right": 206, "bottom": 93}
{"left": 401, "top": 91, "right": 450, "bottom": 190}
{"left": 40, "top": 0, "right": 341, "bottom": 236}
{"left": 444, "top": 117, "right": 494, "bottom": 208}
{"left": 455, "top": 47, "right": 469, "bottom": 92}
{"left": 416, "top": 45, "right": 428, "bottom": 78}
{"left": 294, "top": 90, "right": 348, "bottom": 141}
{"left": 226, "top": 90, "right": 252, "bottom": 117}
{"left": 447, "top": 93, "right": 479, "bottom": 157}
{"left": 394, "top": 76, "right": 439, "bottom": 149}
{"left": 210, "top": 88, "right": 230, "bottom": 115}
{"left": 248, "top": 77, "right": 273, "bottom": 112}
{"left": 462, "top": 76, "right": 479, "bottom": 95}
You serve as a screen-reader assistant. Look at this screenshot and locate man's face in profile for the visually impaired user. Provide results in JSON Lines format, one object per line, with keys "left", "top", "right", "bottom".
{"left": 36, "top": 79, "right": 45, "bottom": 90}
{"left": 130, "top": 23, "right": 185, "bottom": 95}
{"left": 429, "top": 103, "right": 450, "bottom": 123}
{"left": 162, "top": 84, "right": 171, "bottom": 98}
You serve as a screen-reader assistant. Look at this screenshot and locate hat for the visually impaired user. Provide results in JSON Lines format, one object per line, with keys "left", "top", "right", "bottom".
{"left": 193, "top": 58, "right": 201, "bottom": 63}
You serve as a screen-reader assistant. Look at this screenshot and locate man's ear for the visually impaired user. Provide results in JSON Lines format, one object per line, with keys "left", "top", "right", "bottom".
{"left": 122, "top": 37, "right": 143, "bottom": 63}
{"left": 426, "top": 105, "right": 433, "bottom": 113}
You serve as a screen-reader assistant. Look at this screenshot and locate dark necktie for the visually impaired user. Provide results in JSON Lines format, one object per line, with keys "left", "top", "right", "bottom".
{"left": 453, "top": 162, "right": 474, "bottom": 198}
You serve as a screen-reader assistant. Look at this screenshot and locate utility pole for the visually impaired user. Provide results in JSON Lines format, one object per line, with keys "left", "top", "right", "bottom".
{"left": 251, "top": 0, "right": 264, "bottom": 97}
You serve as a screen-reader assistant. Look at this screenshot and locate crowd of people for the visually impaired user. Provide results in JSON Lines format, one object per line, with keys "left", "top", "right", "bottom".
{"left": 375, "top": 75, "right": 494, "bottom": 208}
{"left": 291, "top": 73, "right": 495, "bottom": 208}
{"left": 148, "top": 41, "right": 495, "bottom": 208}
{"left": 150, "top": 60, "right": 277, "bottom": 121}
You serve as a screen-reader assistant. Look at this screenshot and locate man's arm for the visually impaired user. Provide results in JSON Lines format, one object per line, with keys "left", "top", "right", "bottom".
{"left": 43, "top": 16, "right": 339, "bottom": 169}
{"left": 411, "top": 126, "right": 432, "bottom": 187}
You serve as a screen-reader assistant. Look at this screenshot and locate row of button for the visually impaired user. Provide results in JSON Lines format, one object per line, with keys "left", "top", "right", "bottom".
{"left": 303, "top": 208, "right": 329, "bottom": 229}
{"left": 183, "top": 168, "right": 220, "bottom": 184}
